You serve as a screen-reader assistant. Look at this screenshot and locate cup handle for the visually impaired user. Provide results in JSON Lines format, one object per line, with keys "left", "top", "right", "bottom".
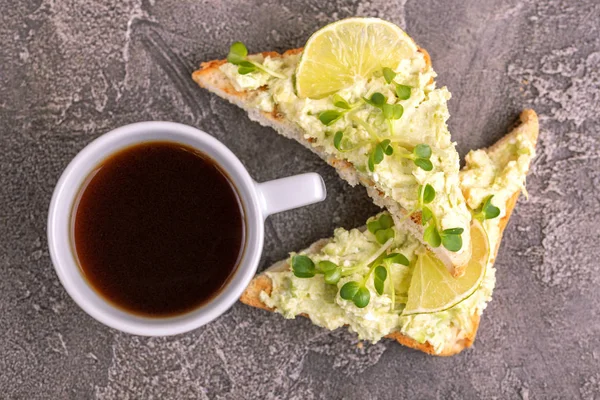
{"left": 255, "top": 173, "right": 326, "bottom": 219}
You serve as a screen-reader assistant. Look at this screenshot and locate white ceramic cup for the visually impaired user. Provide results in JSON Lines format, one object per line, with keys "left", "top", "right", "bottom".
{"left": 47, "top": 121, "right": 326, "bottom": 336}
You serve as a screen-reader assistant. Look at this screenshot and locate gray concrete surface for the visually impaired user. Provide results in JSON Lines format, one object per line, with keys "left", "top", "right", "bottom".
{"left": 1, "top": 0, "right": 599, "bottom": 398}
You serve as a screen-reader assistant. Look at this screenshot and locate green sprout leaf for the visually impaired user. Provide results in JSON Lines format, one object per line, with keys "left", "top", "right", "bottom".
{"left": 382, "top": 103, "right": 404, "bottom": 120}
{"left": 392, "top": 104, "right": 404, "bottom": 119}
{"left": 226, "top": 41, "right": 286, "bottom": 79}
{"left": 398, "top": 143, "right": 433, "bottom": 170}
{"left": 442, "top": 227, "right": 464, "bottom": 235}
{"left": 382, "top": 104, "right": 393, "bottom": 119}
{"left": 414, "top": 158, "right": 433, "bottom": 171}
{"left": 369, "top": 140, "right": 394, "bottom": 171}
{"left": 395, "top": 84, "right": 412, "bottom": 100}
{"left": 367, "top": 219, "right": 381, "bottom": 234}
{"left": 484, "top": 205, "right": 501, "bottom": 220}
{"left": 383, "top": 67, "right": 396, "bottom": 84}
{"left": 380, "top": 139, "right": 394, "bottom": 155}
{"left": 227, "top": 41, "right": 248, "bottom": 65}
{"left": 482, "top": 195, "right": 501, "bottom": 219}
{"left": 353, "top": 286, "right": 371, "bottom": 308}
{"left": 332, "top": 94, "right": 351, "bottom": 109}
{"left": 421, "top": 184, "right": 436, "bottom": 204}
{"left": 374, "top": 265, "right": 387, "bottom": 295}
{"left": 379, "top": 214, "right": 393, "bottom": 229}
{"left": 414, "top": 144, "right": 432, "bottom": 159}
{"left": 374, "top": 265, "right": 387, "bottom": 281}
{"left": 424, "top": 224, "right": 441, "bottom": 248}
{"left": 375, "top": 228, "right": 395, "bottom": 244}
{"left": 368, "top": 214, "right": 394, "bottom": 243}
{"left": 324, "top": 267, "right": 341, "bottom": 285}
{"left": 368, "top": 151, "right": 376, "bottom": 172}
{"left": 367, "top": 92, "right": 386, "bottom": 108}
{"left": 421, "top": 206, "right": 433, "bottom": 225}
{"left": 373, "top": 144, "right": 384, "bottom": 164}
{"left": 411, "top": 144, "right": 433, "bottom": 171}
{"left": 441, "top": 232, "right": 463, "bottom": 252}
{"left": 317, "top": 260, "right": 338, "bottom": 273}
{"left": 384, "top": 252, "right": 410, "bottom": 266}
{"left": 340, "top": 281, "right": 361, "bottom": 300}
{"left": 319, "top": 110, "right": 343, "bottom": 126}
{"left": 374, "top": 278, "right": 384, "bottom": 295}
{"left": 237, "top": 60, "right": 257, "bottom": 74}
{"left": 292, "top": 255, "right": 316, "bottom": 278}
{"left": 333, "top": 131, "right": 344, "bottom": 151}
{"left": 317, "top": 260, "right": 341, "bottom": 284}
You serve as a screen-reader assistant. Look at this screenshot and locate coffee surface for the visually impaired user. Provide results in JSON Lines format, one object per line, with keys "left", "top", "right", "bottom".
{"left": 73, "top": 141, "right": 245, "bottom": 317}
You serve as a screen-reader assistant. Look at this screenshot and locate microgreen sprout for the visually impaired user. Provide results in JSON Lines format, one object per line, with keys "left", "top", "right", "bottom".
{"left": 404, "top": 183, "right": 464, "bottom": 251}
{"left": 397, "top": 144, "right": 433, "bottom": 171}
{"left": 358, "top": 95, "right": 399, "bottom": 172}
{"left": 333, "top": 131, "right": 370, "bottom": 153}
{"left": 319, "top": 93, "right": 402, "bottom": 172}
{"left": 291, "top": 255, "right": 315, "bottom": 278}
{"left": 373, "top": 266, "right": 387, "bottom": 295}
{"left": 364, "top": 92, "right": 386, "bottom": 107}
{"left": 227, "top": 41, "right": 286, "bottom": 79}
{"left": 382, "top": 67, "right": 396, "bottom": 84}
{"left": 421, "top": 207, "right": 464, "bottom": 251}
{"left": 423, "top": 221, "right": 442, "bottom": 248}
{"left": 291, "top": 255, "right": 342, "bottom": 284}
{"left": 340, "top": 246, "right": 410, "bottom": 308}
{"left": 318, "top": 94, "right": 361, "bottom": 126}
{"left": 395, "top": 84, "right": 412, "bottom": 100}
{"left": 332, "top": 130, "right": 370, "bottom": 153}
{"left": 381, "top": 252, "right": 409, "bottom": 310}
{"left": 333, "top": 131, "right": 344, "bottom": 151}
{"left": 439, "top": 227, "right": 464, "bottom": 252}
{"left": 473, "top": 194, "right": 501, "bottom": 221}
{"left": 364, "top": 92, "right": 404, "bottom": 135}
{"left": 365, "top": 92, "right": 404, "bottom": 122}
{"left": 382, "top": 67, "right": 412, "bottom": 100}
{"left": 367, "top": 139, "right": 393, "bottom": 172}
{"left": 367, "top": 213, "right": 395, "bottom": 244}
{"left": 318, "top": 110, "right": 344, "bottom": 126}
{"left": 340, "top": 281, "right": 370, "bottom": 308}
{"left": 384, "top": 252, "right": 410, "bottom": 266}
{"left": 421, "top": 183, "right": 436, "bottom": 204}
{"left": 318, "top": 260, "right": 342, "bottom": 284}
{"left": 332, "top": 94, "right": 351, "bottom": 109}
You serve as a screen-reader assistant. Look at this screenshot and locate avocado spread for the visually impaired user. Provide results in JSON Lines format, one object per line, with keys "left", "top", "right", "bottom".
{"left": 221, "top": 51, "right": 472, "bottom": 259}
{"left": 259, "top": 132, "right": 535, "bottom": 353}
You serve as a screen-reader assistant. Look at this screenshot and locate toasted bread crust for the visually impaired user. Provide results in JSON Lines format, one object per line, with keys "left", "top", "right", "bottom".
{"left": 192, "top": 46, "right": 473, "bottom": 275}
{"left": 239, "top": 273, "right": 274, "bottom": 311}
{"left": 238, "top": 110, "right": 538, "bottom": 356}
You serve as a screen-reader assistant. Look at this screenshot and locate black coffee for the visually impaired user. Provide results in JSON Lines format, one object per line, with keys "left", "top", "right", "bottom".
{"left": 72, "top": 141, "right": 245, "bottom": 317}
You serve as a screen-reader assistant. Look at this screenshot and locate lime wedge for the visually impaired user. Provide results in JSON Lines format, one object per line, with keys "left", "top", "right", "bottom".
{"left": 295, "top": 18, "right": 419, "bottom": 99}
{"left": 403, "top": 220, "right": 489, "bottom": 315}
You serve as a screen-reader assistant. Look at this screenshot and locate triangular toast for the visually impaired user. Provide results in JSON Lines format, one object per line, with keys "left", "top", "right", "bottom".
{"left": 192, "top": 39, "right": 472, "bottom": 276}
{"left": 239, "top": 110, "right": 538, "bottom": 356}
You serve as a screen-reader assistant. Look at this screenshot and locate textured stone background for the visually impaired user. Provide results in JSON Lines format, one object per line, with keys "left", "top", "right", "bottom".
{"left": 1, "top": 0, "right": 599, "bottom": 398}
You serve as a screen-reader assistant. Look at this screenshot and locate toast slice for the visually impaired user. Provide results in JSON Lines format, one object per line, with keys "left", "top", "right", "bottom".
{"left": 240, "top": 110, "right": 538, "bottom": 356}
{"left": 192, "top": 31, "right": 472, "bottom": 276}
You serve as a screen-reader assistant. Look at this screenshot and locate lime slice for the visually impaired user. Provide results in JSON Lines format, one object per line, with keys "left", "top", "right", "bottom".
{"left": 403, "top": 220, "right": 489, "bottom": 315}
{"left": 295, "top": 18, "right": 419, "bottom": 99}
